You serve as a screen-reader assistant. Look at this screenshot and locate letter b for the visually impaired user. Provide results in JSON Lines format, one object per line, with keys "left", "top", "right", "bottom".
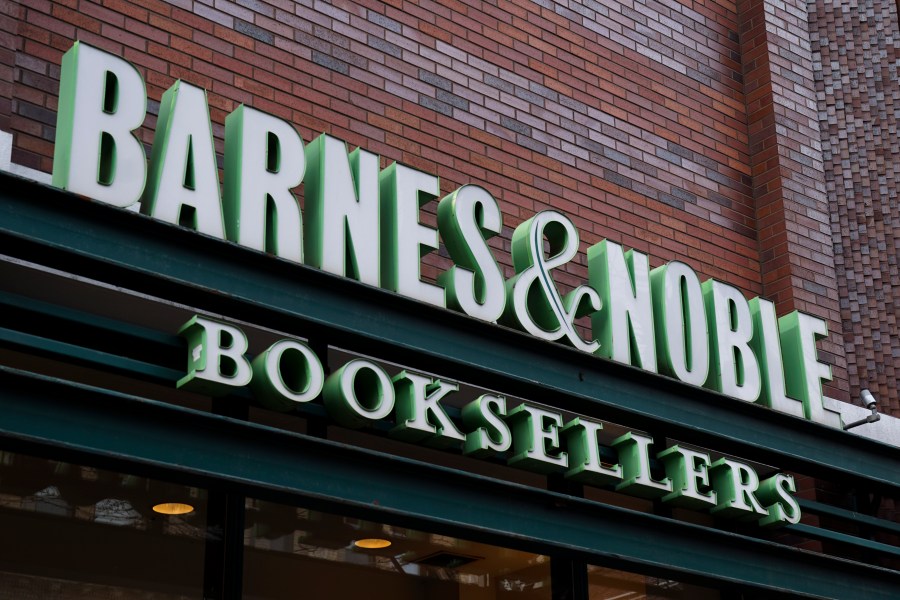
{"left": 53, "top": 42, "right": 147, "bottom": 208}
{"left": 177, "top": 316, "right": 252, "bottom": 395}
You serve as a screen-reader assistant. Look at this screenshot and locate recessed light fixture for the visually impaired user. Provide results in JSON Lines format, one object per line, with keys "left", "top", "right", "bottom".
{"left": 354, "top": 538, "right": 391, "bottom": 549}
{"left": 152, "top": 502, "right": 194, "bottom": 515}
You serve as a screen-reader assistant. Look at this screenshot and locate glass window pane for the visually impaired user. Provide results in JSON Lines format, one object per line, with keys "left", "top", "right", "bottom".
{"left": 0, "top": 451, "right": 207, "bottom": 598}
{"left": 588, "top": 564, "right": 720, "bottom": 599}
{"left": 243, "top": 498, "right": 551, "bottom": 600}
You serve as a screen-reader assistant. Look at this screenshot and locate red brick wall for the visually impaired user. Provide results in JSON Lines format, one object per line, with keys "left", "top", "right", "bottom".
{"left": 5, "top": 0, "right": 758, "bottom": 289}
{"left": 0, "top": 0, "right": 22, "bottom": 134}
{"left": 2, "top": 0, "right": 895, "bottom": 414}
{"left": 810, "top": 0, "right": 900, "bottom": 416}
{"left": 738, "top": 0, "right": 848, "bottom": 402}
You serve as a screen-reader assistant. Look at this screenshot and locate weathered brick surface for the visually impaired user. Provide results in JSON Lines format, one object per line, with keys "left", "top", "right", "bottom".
{"left": 0, "top": 1, "right": 23, "bottom": 134}
{"left": 810, "top": 0, "right": 900, "bottom": 416}
{"left": 4, "top": 0, "right": 759, "bottom": 292}
{"left": 737, "top": 0, "right": 848, "bottom": 402}
{"left": 1, "top": 0, "right": 896, "bottom": 415}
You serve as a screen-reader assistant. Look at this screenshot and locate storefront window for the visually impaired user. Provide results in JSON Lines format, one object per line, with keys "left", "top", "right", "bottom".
{"left": 243, "top": 498, "right": 551, "bottom": 600}
{"left": 588, "top": 564, "right": 720, "bottom": 599}
{"left": 0, "top": 452, "right": 207, "bottom": 598}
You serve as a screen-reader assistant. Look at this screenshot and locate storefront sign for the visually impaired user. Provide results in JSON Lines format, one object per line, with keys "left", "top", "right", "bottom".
{"left": 177, "top": 314, "right": 802, "bottom": 527}
{"left": 51, "top": 42, "right": 842, "bottom": 428}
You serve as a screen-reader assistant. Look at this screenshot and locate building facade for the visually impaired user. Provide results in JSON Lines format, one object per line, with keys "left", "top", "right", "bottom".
{"left": 0, "top": 0, "right": 898, "bottom": 598}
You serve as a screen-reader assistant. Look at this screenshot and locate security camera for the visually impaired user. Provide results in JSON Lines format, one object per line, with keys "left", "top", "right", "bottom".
{"left": 844, "top": 389, "right": 880, "bottom": 430}
{"left": 861, "top": 389, "right": 877, "bottom": 410}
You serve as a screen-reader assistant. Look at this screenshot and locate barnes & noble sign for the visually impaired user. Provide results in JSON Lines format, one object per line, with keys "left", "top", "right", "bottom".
{"left": 51, "top": 41, "right": 841, "bottom": 434}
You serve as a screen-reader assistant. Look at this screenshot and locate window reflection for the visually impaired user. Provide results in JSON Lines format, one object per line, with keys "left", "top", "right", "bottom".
{"left": 0, "top": 451, "right": 728, "bottom": 599}
{"left": 0, "top": 451, "right": 206, "bottom": 599}
{"left": 588, "top": 564, "right": 720, "bottom": 599}
{"left": 243, "top": 498, "right": 551, "bottom": 600}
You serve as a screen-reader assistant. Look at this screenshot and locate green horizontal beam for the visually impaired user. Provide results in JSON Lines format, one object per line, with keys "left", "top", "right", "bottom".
{"left": 0, "top": 289, "right": 179, "bottom": 348}
{"left": 788, "top": 523, "right": 900, "bottom": 558}
{"left": 798, "top": 499, "right": 900, "bottom": 536}
{"left": 0, "top": 367, "right": 897, "bottom": 599}
{"left": 0, "top": 327, "right": 181, "bottom": 383}
{"left": 1, "top": 173, "right": 899, "bottom": 495}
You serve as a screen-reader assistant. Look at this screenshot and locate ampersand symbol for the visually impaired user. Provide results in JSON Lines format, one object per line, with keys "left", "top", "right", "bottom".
{"left": 503, "top": 211, "right": 601, "bottom": 353}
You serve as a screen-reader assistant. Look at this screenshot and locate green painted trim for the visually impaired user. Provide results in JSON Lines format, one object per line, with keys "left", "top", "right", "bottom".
{"left": 0, "top": 327, "right": 181, "bottom": 383}
{"left": 798, "top": 499, "right": 900, "bottom": 536}
{"left": 1, "top": 173, "right": 899, "bottom": 495}
{"left": 1, "top": 366, "right": 898, "bottom": 599}
{"left": 0, "top": 290, "right": 177, "bottom": 348}
{"left": 787, "top": 523, "right": 900, "bottom": 558}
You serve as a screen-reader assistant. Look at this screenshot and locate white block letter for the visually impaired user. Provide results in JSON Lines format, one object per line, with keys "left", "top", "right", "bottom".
{"left": 304, "top": 134, "right": 380, "bottom": 286}
{"left": 224, "top": 105, "right": 305, "bottom": 262}
{"left": 53, "top": 42, "right": 147, "bottom": 208}
{"left": 380, "top": 162, "right": 444, "bottom": 307}
{"left": 142, "top": 81, "right": 225, "bottom": 238}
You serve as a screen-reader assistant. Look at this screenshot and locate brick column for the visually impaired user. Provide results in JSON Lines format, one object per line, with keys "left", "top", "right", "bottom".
{"left": 0, "top": 0, "right": 21, "bottom": 133}
{"left": 809, "top": 0, "right": 900, "bottom": 417}
{"left": 738, "top": 0, "right": 849, "bottom": 402}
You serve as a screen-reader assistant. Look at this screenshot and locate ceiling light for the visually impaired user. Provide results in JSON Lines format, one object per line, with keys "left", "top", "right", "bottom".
{"left": 354, "top": 538, "right": 392, "bottom": 549}
{"left": 152, "top": 502, "right": 194, "bottom": 515}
